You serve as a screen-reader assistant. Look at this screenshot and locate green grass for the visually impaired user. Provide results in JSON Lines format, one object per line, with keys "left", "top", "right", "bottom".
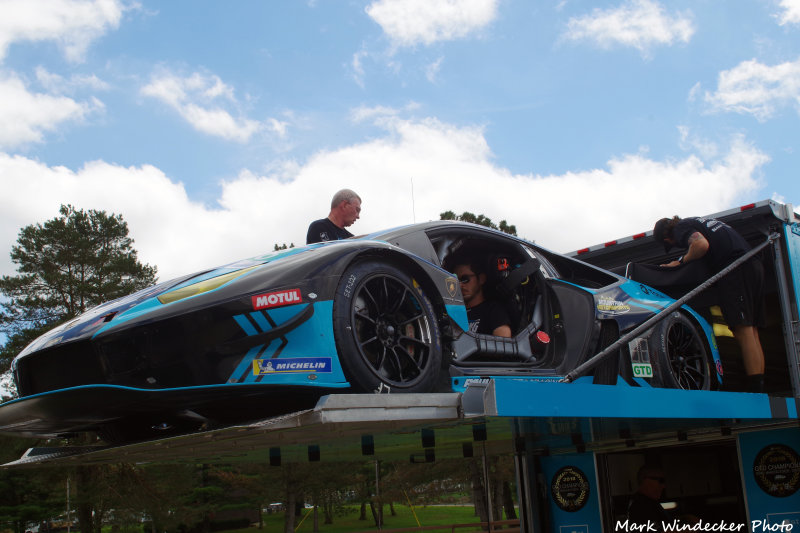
{"left": 61, "top": 505, "right": 510, "bottom": 533}
{"left": 256, "top": 505, "right": 495, "bottom": 533}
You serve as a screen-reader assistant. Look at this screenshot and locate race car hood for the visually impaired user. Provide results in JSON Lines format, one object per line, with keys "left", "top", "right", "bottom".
{"left": 13, "top": 241, "right": 377, "bottom": 361}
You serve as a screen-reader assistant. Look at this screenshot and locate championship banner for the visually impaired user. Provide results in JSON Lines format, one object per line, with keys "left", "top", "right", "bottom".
{"left": 541, "top": 452, "right": 602, "bottom": 532}
{"left": 738, "top": 427, "right": 800, "bottom": 529}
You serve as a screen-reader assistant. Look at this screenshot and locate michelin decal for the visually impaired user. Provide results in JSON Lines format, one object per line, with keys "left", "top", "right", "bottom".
{"left": 254, "top": 357, "right": 332, "bottom": 375}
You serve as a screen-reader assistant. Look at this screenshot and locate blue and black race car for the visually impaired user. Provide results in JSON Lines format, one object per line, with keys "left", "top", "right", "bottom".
{"left": 0, "top": 221, "right": 721, "bottom": 442}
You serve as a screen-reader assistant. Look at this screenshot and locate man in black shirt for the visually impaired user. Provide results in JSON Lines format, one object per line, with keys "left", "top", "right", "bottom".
{"left": 654, "top": 215, "right": 766, "bottom": 392}
{"left": 453, "top": 259, "right": 511, "bottom": 337}
{"left": 306, "top": 189, "right": 361, "bottom": 244}
{"left": 627, "top": 466, "right": 672, "bottom": 529}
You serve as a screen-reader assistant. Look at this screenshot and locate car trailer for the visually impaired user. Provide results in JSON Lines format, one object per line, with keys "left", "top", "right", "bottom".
{"left": 3, "top": 384, "right": 797, "bottom": 531}
{"left": 569, "top": 199, "right": 800, "bottom": 398}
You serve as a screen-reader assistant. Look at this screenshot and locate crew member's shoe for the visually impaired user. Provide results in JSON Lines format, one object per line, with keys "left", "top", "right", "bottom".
{"left": 746, "top": 373, "right": 764, "bottom": 393}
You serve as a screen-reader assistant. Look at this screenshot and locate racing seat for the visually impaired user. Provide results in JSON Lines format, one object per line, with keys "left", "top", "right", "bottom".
{"left": 488, "top": 255, "right": 545, "bottom": 334}
{"left": 482, "top": 255, "right": 521, "bottom": 333}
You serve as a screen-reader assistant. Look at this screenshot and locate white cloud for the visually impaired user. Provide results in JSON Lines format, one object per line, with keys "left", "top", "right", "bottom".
{"left": 704, "top": 57, "right": 800, "bottom": 120}
{"left": 351, "top": 49, "right": 368, "bottom": 88}
{"left": 0, "top": 117, "right": 768, "bottom": 282}
{"left": 35, "top": 66, "right": 110, "bottom": 94}
{"left": 0, "top": 71, "right": 101, "bottom": 149}
{"left": 0, "top": 0, "right": 126, "bottom": 63}
{"left": 365, "top": 0, "right": 498, "bottom": 47}
{"left": 426, "top": 57, "right": 444, "bottom": 83}
{"left": 180, "top": 104, "right": 260, "bottom": 142}
{"left": 351, "top": 104, "right": 401, "bottom": 123}
{"left": 266, "top": 118, "right": 289, "bottom": 138}
{"left": 677, "top": 125, "right": 719, "bottom": 160}
{"left": 349, "top": 102, "right": 419, "bottom": 123}
{"left": 140, "top": 69, "right": 264, "bottom": 143}
{"left": 563, "top": 0, "right": 694, "bottom": 57}
{"left": 777, "top": 0, "right": 800, "bottom": 25}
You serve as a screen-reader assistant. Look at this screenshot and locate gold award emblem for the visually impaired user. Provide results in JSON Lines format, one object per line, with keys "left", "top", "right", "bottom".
{"left": 753, "top": 444, "right": 800, "bottom": 498}
{"left": 445, "top": 277, "right": 458, "bottom": 298}
{"left": 551, "top": 466, "right": 590, "bottom": 512}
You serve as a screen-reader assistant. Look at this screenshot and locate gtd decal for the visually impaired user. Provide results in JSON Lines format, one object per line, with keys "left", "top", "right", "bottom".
{"left": 252, "top": 289, "right": 302, "bottom": 310}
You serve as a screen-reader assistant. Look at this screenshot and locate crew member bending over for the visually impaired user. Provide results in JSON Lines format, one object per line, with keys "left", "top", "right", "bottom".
{"left": 654, "top": 215, "right": 766, "bottom": 392}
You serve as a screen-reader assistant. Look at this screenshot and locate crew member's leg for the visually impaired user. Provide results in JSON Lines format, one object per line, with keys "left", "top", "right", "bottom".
{"left": 733, "top": 326, "right": 764, "bottom": 374}
{"left": 720, "top": 260, "right": 766, "bottom": 392}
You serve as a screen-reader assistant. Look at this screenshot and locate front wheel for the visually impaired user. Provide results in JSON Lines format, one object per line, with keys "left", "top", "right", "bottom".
{"left": 333, "top": 260, "right": 442, "bottom": 393}
{"left": 651, "top": 312, "right": 714, "bottom": 390}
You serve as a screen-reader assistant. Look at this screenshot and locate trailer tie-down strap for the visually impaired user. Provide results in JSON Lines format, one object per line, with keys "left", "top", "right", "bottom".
{"left": 560, "top": 232, "right": 779, "bottom": 383}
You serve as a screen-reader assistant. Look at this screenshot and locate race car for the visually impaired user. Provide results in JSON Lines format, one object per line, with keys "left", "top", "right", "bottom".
{"left": 0, "top": 221, "right": 721, "bottom": 442}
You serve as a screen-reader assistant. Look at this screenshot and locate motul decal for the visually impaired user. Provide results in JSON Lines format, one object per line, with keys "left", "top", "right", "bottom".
{"left": 252, "top": 289, "right": 302, "bottom": 310}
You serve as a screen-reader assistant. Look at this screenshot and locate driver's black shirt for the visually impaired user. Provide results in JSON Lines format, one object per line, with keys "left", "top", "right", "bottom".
{"left": 467, "top": 300, "right": 511, "bottom": 335}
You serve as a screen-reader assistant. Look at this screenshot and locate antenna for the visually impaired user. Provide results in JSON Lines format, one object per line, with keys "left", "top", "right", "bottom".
{"left": 411, "top": 177, "right": 416, "bottom": 223}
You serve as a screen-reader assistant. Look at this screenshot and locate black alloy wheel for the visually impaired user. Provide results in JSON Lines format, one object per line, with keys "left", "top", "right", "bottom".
{"left": 333, "top": 260, "right": 442, "bottom": 393}
{"left": 652, "top": 312, "right": 714, "bottom": 390}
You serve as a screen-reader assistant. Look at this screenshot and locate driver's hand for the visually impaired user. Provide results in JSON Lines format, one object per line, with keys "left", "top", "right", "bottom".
{"left": 660, "top": 260, "right": 681, "bottom": 267}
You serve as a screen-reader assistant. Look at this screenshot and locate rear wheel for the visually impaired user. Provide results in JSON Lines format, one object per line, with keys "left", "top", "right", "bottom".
{"left": 651, "top": 312, "right": 713, "bottom": 390}
{"left": 333, "top": 260, "right": 442, "bottom": 393}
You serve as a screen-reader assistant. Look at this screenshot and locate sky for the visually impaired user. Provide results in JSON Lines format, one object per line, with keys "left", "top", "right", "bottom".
{"left": 0, "top": 0, "right": 798, "bottom": 287}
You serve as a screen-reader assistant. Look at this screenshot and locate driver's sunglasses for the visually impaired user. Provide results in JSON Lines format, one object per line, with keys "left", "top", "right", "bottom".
{"left": 458, "top": 274, "right": 476, "bottom": 284}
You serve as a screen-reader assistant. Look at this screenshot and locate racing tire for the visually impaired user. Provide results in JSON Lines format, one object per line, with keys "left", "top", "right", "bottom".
{"left": 333, "top": 259, "right": 442, "bottom": 393}
{"left": 651, "top": 312, "right": 714, "bottom": 390}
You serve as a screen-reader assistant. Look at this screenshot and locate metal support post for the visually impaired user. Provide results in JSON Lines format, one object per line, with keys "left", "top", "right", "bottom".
{"left": 770, "top": 235, "right": 800, "bottom": 397}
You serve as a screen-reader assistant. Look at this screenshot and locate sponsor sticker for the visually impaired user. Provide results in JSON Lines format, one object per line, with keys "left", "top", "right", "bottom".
{"left": 253, "top": 357, "right": 332, "bottom": 375}
{"left": 638, "top": 283, "right": 666, "bottom": 298}
{"left": 597, "top": 296, "right": 630, "bottom": 315}
{"left": 252, "top": 288, "right": 302, "bottom": 310}
{"left": 628, "top": 337, "right": 652, "bottom": 379}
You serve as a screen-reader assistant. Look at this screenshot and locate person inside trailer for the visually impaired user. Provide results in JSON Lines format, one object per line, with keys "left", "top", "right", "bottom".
{"left": 627, "top": 465, "right": 672, "bottom": 527}
{"left": 653, "top": 215, "right": 766, "bottom": 393}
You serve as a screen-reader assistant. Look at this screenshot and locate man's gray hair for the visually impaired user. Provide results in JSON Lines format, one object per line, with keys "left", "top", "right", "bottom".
{"left": 331, "top": 189, "right": 361, "bottom": 209}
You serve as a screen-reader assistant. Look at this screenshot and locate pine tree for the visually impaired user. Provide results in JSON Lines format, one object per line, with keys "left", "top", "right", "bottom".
{"left": 0, "top": 204, "right": 157, "bottom": 374}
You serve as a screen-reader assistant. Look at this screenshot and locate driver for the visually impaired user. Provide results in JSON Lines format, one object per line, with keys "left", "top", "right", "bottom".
{"left": 453, "top": 258, "right": 512, "bottom": 338}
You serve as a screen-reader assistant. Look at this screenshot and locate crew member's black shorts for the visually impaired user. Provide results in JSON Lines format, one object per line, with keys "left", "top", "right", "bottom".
{"left": 716, "top": 258, "right": 766, "bottom": 328}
